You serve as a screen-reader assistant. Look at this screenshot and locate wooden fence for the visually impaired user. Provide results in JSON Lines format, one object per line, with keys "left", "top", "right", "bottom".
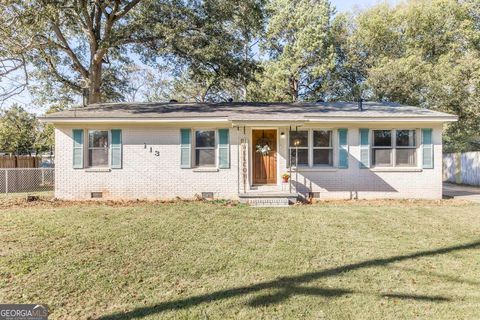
{"left": 443, "top": 152, "right": 480, "bottom": 186}
{"left": 0, "top": 156, "right": 41, "bottom": 168}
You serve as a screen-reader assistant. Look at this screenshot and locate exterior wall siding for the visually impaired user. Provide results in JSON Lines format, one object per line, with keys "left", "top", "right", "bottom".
{"left": 55, "top": 125, "right": 240, "bottom": 200}
{"left": 275, "top": 124, "right": 443, "bottom": 200}
{"left": 55, "top": 123, "right": 444, "bottom": 200}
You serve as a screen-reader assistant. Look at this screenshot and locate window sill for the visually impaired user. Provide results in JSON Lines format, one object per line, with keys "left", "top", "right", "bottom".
{"left": 290, "top": 167, "right": 338, "bottom": 172}
{"left": 85, "top": 168, "right": 111, "bottom": 172}
{"left": 193, "top": 167, "right": 219, "bottom": 172}
{"left": 370, "top": 167, "right": 422, "bottom": 172}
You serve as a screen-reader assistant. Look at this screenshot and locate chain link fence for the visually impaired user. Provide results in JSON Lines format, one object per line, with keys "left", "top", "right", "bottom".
{"left": 0, "top": 168, "right": 54, "bottom": 197}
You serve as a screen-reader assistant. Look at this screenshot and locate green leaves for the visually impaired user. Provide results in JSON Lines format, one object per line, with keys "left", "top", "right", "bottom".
{"left": 354, "top": 0, "right": 480, "bottom": 152}
{"left": 0, "top": 104, "right": 39, "bottom": 154}
{"left": 251, "top": 0, "right": 335, "bottom": 101}
{"left": 0, "top": 0, "right": 266, "bottom": 105}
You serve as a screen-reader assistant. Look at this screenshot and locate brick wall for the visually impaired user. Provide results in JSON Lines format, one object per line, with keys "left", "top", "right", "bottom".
{"left": 55, "top": 123, "right": 443, "bottom": 200}
{"left": 55, "top": 125, "right": 240, "bottom": 200}
{"left": 274, "top": 124, "right": 443, "bottom": 200}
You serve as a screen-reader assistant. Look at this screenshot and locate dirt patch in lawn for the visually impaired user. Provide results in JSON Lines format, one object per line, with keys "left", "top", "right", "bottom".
{"left": 0, "top": 195, "right": 471, "bottom": 210}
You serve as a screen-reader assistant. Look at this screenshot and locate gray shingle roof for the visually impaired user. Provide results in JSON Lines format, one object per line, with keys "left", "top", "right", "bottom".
{"left": 43, "top": 101, "right": 457, "bottom": 121}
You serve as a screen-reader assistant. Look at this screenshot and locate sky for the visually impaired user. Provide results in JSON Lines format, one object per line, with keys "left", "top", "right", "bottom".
{"left": 332, "top": 0, "right": 394, "bottom": 13}
{"left": 1, "top": 0, "right": 397, "bottom": 112}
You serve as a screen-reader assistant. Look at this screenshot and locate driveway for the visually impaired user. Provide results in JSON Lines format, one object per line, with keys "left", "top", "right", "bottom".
{"left": 443, "top": 182, "right": 480, "bottom": 202}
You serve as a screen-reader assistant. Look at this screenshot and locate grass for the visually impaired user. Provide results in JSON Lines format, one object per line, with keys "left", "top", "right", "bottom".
{"left": 0, "top": 200, "right": 479, "bottom": 319}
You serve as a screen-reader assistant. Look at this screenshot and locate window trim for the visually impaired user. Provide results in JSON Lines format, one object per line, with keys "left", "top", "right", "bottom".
{"left": 288, "top": 129, "right": 310, "bottom": 167}
{"left": 86, "top": 129, "right": 111, "bottom": 169}
{"left": 371, "top": 129, "right": 419, "bottom": 168}
{"left": 372, "top": 129, "right": 393, "bottom": 167}
{"left": 395, "top": 129, "right": 417, "bottom": 167}
{"left": 288, "top": 128, "right": 335, "bottom": 168}
{"left": 193, "top": 128, "right": 218, "bottom": 168}
{"left": 312, "top": 129, "right": 334, "bottom": 167}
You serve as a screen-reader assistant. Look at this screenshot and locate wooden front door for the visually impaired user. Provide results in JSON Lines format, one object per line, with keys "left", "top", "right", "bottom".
{"left": 252, "top": 129, "right": 277, "bottom": 185}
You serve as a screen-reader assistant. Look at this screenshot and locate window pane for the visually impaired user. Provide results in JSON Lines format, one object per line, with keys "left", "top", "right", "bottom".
{"left": 289, "top": 131, "right": 308, "bottom": 148}
{"left": 396, "top": 149, "right": 417, "bottom": 166}
{"left": 290, "top": 149, "right": 308, "bottom": 166}
{"left": 195, "top": 130, "right": 215, "bottom": 148}
{"left": 195, "top": 149, "right": 215, "bottom": 166}
{"left": 373, "top": 148, "right": 392, "bottom": 166}
{"left": 89, "top": 149, "right": 109, "bottom": 167}
{"left": 89, "top": 130, "right": 108, "bottom": 148}
{"left": 313, "top": 149, "right": 333, "bottom": 165}
{"left": 313, "top": 130, "right": 331, "bottom": 147}
{"left": 396, "top": 130, "right": 416, "bottom": 147}
{"left": 373, "top": 130, "right": 392, "bottom": 147}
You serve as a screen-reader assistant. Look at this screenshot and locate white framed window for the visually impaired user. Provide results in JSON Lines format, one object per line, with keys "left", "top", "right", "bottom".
{"left": 313, "top": 130, "right": 333, "bottom": 166}
{"left": 372, "top": 130, "right": 393, "bottom": 167}
{"left": 395, "top": 129, "right": 416, "bottom": 167}
{"left": 289, "top": 130, "right": 309, "bottom": 166}
{"left": 195, "top": 130, "right": 216, "bottom": 167}
{"left": 88, "top": 130, "right": 109, "bottom": 167}
{"left": 372, "top": 129, "right": 417, "bottom": 167}
{"left": 289, "top": 129, "right": 334, "bottom": 167}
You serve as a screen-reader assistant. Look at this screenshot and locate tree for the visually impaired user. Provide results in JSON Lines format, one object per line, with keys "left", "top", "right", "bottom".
{"left": 0, "top": 104, "right": 38, "bottom": 154}
{"left": 34, "top": 104, "right": 66, "bottom": 154}
{"left": 156, "top": 0, "right": 266, "bottom": 103}
{"left": 164, "top": 68, "right": 245, "bottom": 103}
{"left": 122, "top": 64, "right": 171, "bottom": 102}
{"left": 249, "top": 0, "right": 335, "bottom": 102}
{"left": 0, "top": 0, "right": 265, "bottom": 105}
{"left": 351, "top": 0, "right": 480, "bottom": 152}
{"left": 324, "top": 12, "right": 368, "bottom": 101}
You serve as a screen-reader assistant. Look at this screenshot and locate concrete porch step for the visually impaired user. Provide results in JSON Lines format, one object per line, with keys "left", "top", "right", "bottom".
{"left": 239, "top": 192, "right": 299, "bottom": 207}
{"left": 244, "top": 198, "right": 290, "bottom": 207}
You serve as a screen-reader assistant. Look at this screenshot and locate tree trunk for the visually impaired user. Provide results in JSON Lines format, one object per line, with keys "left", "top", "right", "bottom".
{"left": 242, "top": 41, "right": 249, "bottom": 101}
{"left": 88, "top": 51, "right": 105, "bottom": 104}
{"left": 290, "top": 76, "right": 299, "bottom": 102}
{"left": 88, "top": 62, "right": 102, "bottom": 104}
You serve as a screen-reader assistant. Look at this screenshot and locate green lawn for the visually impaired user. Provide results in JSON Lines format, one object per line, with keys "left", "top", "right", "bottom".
{"left": 0, "top": 200, "right": 479, "bottom": 319}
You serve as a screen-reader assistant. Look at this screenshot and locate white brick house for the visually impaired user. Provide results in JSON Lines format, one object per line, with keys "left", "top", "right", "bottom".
{"left": 42, "top": 101, "right": 457, "bottom": 201}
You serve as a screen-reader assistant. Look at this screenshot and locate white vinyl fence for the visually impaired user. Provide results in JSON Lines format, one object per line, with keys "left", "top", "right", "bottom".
{"left": 443, "top": 152, "right": 480, "bottom": 186}
{"left": 0, "top": 168, "right": 54, "bottom": 195}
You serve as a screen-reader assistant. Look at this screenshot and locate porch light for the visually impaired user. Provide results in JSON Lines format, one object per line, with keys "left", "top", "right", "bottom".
{"left": 280, "top": 132, "right": 285, "bottom": 137}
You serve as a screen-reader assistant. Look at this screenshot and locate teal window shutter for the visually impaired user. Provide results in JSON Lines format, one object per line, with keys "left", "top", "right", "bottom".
{"left": 359, "top": 128, "right": 370, "bottom": 168}
{"left": 72, "top": 129, "right": 84, "bottom": 169}
{"left": 338, "top": 129, "right": 349, "bottom": 169}
{"left": 110, "top": 129, "right": 122, "bottom": 169}
{"left": 180, "top": 128, "right": 192, "bottom": 168}
{"left": 218, "top": 128, "right": 230, "bottom": 169}
{"left": 422, "top": 128, "right": 433, "bottom": 169}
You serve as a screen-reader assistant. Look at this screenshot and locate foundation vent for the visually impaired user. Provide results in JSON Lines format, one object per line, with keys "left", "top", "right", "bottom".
{"left": 308, "top": 192, "right": 321, "bottom": 199}
{"left": 91, "top": 192, "right": 103, "bottom": 199}
{"left": 201, "top": 192, "right": 214, "bottom": 200}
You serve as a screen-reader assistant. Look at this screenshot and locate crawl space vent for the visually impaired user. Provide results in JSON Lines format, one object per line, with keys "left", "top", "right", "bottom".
{"left": 91, "top": 192, "right": 103, "bottom": 199}
{"left": 201, "top": 192, "right": 214, "bottom": 200}
{"left": 308, "top": 192, "right": 321, "bottom": 199}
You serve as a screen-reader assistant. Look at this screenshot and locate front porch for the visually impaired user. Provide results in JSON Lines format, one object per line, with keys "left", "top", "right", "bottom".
{"left": 234, "top": 124, "right": 304, "bottom": 205}
{"left": 238, "top": 184, "right": 300, "bottom": 206}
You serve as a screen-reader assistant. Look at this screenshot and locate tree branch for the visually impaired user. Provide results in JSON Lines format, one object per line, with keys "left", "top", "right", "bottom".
{"left": 44, "top": 56, "right": 82, "bottom": 92}
{"left": 50, "top": 22, "right": 89, "bottom": 79}
{"left": 116, "top": 0, "right": 141, "bottom": 20}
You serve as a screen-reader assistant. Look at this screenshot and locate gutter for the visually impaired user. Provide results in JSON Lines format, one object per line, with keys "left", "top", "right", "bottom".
{"left": 306, "top": 116, "right": 458, "bottom": 123}
{"left": 39, "top": 117, "right": 230, "bottom": 124}
{"left": 39, "top": 115, "right": 458, "bottom": 124}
